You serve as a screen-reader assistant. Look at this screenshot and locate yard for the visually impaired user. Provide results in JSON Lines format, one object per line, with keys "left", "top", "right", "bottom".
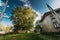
{"left": 0, "top": 33, "right": 60, "bottom": 40}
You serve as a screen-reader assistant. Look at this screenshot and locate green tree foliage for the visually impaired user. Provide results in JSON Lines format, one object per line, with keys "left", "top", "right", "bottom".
{"left": 10, "top": 6, "right": 37, "bottom": 32}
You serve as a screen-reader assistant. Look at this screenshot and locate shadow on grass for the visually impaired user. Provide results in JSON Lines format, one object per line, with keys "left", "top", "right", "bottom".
{"left": 0, "top": 32, "right": 60, "bottom": 40}
{"left": 40, "top": 32, "right": 60, "bottom": 40}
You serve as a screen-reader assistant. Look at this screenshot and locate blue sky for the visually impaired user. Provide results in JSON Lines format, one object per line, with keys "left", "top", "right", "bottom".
{"left": 0, "top": 0, "right": 60, "bottom": 26}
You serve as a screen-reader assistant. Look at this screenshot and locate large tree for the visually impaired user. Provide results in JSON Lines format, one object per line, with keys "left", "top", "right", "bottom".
{"left": 10, "top": 6, "right": 37, "bottom": 32}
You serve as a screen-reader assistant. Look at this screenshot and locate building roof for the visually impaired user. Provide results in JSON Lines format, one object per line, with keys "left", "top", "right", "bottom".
{"left": 40, "top": 8, "right": 60, "bottom": 22}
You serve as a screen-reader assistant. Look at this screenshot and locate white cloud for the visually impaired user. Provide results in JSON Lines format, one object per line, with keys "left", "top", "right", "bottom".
{"left": 1, "top": 20, "right": 13, "bottom": 27}
{"left": 3, "top": 13, "right": 9, "bottom": 18}
{"left": 51, "top": 0, "right": 60, "bottom": 9}
{"left": 32, "top": 9, "right": 41, "bottom": 27}
{"left": 1, "top": 22, "right": 13, "bottom": 27}
{"left": 3, "top": 15, "right": 9, "bottom": 18}
{"left": 24, "top": 3, "right": 29, "bottom": 7}
{"left": 0, "top": 0, "right": 9, "bottom": 7}
{"left": 20, "top": 0, "right": 31, "bottom": 7}
{"left": 20, "top": 0, "right": 28, "bottom": 3}
{"left": 7, "top": 5, "right": 9, "bottom": 7}
{"left": 0, "top": 0, "right": 4, "bottom": 6}
{"left": 32, "top": 9, "right": 41, "bottom": 16}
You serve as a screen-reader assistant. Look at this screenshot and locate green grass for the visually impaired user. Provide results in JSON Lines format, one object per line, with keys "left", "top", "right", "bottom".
{"left": 0, "top": 33, "right": 60, "bottom": 40}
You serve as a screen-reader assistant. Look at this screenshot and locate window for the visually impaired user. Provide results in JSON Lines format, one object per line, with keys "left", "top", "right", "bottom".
{"left": 51, "top": 17, "right": 55, "bottom": 20}
{"left": 53, "top": 22, "right": 60, "bottom": 28}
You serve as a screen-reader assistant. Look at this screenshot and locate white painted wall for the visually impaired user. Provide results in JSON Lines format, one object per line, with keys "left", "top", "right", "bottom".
{"left": 41, "top": 14, "right": 60, "bottom": 32}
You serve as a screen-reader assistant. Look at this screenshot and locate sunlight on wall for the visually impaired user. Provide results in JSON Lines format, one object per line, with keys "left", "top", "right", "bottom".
{"left": 0, "top": 0, "right": 4, "bottom": 6}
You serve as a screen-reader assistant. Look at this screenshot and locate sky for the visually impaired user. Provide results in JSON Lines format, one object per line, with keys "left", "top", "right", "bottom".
{"left": 0, "top": 0, "right": 60, "bottom": 26}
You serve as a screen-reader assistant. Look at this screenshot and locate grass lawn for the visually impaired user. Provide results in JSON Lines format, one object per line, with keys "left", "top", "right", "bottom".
{"left": 0, "top": 33, "right": 60, "bottom": 40}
